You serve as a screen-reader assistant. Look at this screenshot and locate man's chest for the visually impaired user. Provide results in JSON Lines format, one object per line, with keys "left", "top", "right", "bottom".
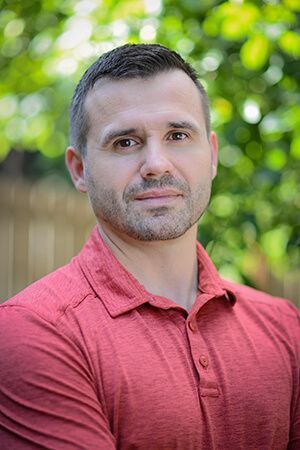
{"left": 83, "top": 304, "right": 292, "bottom": 449}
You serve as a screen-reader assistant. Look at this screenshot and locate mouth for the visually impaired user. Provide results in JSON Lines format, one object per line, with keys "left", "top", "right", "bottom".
{"left": 134, "top": 189, "right": 182, "bottom": 205}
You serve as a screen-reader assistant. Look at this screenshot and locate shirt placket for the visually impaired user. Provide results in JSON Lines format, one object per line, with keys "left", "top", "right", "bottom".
{"left": 186, "top": 294, "right": 220, "bottom": 398}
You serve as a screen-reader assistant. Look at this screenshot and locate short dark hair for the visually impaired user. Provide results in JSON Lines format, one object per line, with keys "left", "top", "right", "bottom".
{"left": 69, "top": 43, "right": 210, "bottom": 155}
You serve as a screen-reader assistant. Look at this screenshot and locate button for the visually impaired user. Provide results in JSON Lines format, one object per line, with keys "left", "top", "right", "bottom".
{"left": 199, "top": 355, "right": 209, "bottom": 368}
{"left": 188, "top": 320, "right": 197, "bottom": 332}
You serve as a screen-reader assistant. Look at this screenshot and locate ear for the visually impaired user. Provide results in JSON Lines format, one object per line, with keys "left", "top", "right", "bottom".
{"left": 65, "top": 146, "right": 87, "bottom": 193}
{"left": 209, "top": 132, "right": 218, "bottom": 179}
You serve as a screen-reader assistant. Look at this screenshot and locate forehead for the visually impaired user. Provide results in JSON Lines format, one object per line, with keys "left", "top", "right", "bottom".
{"left": 84, "top": 70, "right": 205, "bottom": 131}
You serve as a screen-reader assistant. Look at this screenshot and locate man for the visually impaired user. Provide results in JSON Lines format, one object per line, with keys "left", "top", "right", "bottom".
{"left": 0, "top": 44, "right": 299, "bottom": 449}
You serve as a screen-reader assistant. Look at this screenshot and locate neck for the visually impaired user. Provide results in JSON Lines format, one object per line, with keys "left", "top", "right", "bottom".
{"left": 98, "top": 222, "right": 199, "bottom": 311}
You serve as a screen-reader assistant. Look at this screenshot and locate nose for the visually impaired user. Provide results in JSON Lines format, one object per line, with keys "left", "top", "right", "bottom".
{"left": 139, "top": 140, "right": 174, "bottom": 179}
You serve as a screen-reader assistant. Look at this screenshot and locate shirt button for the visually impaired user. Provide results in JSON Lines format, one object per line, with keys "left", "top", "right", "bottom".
{"left": 188, "top": 320, "right": 197, "bottom": 332}
{"left": 199, "top": 355, "right": 209, "bottom": 368}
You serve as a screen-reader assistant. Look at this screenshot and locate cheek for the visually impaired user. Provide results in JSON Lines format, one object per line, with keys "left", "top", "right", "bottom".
{"left": 176, "top": 151, "right": 212, "bottom": 184}
{"left": 88, "top": 159, "right": 134, "bottom": 198}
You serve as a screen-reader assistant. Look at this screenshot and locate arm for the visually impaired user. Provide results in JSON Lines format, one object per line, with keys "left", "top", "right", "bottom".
{"left": 288, "top": 389, "right": 300, "bottom": 450}
{"left": 287, "top": 303, "right": 300, "bottom": 449}
{"left": 0, "top": 306, "right": 116, "bottom": 450}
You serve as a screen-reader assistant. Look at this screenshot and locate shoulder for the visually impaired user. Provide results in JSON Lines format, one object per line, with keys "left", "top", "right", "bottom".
{"left": 0, "top": 257, "right": 94, "bottom": 325}
{"left": 223, "top": 279, "right": 299, "bottom": 340}
{"left": 226, "top": 279, "right": 298, "bottom": 316}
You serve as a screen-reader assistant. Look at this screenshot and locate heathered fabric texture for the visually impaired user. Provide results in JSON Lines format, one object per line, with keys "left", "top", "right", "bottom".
{"left": 0, "top": 226, "right": 299, "bottom": 449}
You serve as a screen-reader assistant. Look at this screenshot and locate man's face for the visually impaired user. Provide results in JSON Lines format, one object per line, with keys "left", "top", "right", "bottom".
{"left": 68, "top": 70, "right": 218, "bottom": 241}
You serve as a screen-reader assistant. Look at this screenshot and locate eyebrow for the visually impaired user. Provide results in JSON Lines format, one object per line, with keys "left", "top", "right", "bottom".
{"left": 167, "top": 121, "right": 199, "bottom": 133}
{"left": 100, "top": 128, "right": 137, "bottom": 148}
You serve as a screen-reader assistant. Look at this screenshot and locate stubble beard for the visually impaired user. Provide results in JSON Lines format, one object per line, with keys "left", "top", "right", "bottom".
{"left": 87, "top": 175, "right": 211, "bottom": 241}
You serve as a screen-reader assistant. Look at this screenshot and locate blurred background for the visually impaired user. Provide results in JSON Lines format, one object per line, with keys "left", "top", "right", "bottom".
{"left": 0, "top": 0, "right": 299, "bottom": 306}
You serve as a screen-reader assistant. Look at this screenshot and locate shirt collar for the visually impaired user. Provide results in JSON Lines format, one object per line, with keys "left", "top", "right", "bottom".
{"left": 77, "top": 226, "right": 236, "bottom": 318}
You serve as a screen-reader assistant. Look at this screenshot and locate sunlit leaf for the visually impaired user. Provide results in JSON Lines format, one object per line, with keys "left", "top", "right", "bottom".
{"left": 290, "top": 135, "right": 300, "bottom": 159}
{"left": 261, "top": 226, "right": 291, "bottom": 260}
{"left": 241, "top": 35, "right": 270, "bottom": 70}
{"left": 219, "top": 145, "right": 242, "bottom": 168}
{"left": 279, "top": 31, "right": 300, "bottom": 57}
{"left": 212, "top": 97, "right": 233, "bottom": 125}
{"left": 265, "top": 148, "right": 287, "bottom": 171}
{"left": 219, "top": 264, "right": 244, "bottom": 283}
{"left": 263, "top": 4, "right": 296, "bottom": 23}
{"left": 283, "top": 0, "right": 300, "bottom": 12}
{"left": 210, "top": 194, "right": 236, "bottom": 218}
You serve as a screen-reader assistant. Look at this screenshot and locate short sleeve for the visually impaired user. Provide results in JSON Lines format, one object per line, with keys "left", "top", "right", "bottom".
{"left": 287, "top": 302, "right": 300, "bottom": 449}
{"left": 0, "top": 305, "right": 116, "bottom": 449}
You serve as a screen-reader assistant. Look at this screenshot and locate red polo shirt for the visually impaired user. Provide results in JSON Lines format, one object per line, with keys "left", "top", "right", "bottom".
{"left": 0, "top": 227, "right": 299, "bottom": 449}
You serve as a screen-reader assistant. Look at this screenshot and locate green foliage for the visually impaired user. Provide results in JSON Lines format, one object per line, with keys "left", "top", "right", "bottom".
{"left": 0, "top": 0, "right": 299, "bottom": 284}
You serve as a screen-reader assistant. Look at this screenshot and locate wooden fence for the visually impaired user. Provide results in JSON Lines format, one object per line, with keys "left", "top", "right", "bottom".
{"left": 0, "top": 177, "right": 95, "bottom": 302}
{"left": 0, "top": 177, "right": 299, "bottom": 308}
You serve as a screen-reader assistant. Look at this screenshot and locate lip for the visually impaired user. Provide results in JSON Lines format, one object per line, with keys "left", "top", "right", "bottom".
{"left": 134, "top": 189, "right": 182, "bottom": 200}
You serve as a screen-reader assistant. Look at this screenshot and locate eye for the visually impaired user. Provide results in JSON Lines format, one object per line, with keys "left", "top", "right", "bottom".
{"left": 168, "top": 131, "right": 188, "bottom": 141}
{"left": 114, "top": 138, "right": 138, "bottom": 149}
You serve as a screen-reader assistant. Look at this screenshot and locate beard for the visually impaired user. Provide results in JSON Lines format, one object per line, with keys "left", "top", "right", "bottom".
{"left": 86, "top": 174, "right": 212, "bottom": 241}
